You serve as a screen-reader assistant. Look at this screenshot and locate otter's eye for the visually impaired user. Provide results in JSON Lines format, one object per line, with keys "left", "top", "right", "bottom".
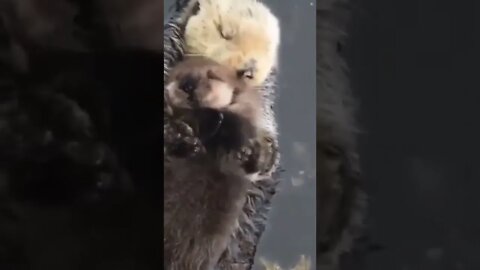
{"left": 179, "top": 76, "right": 198, "bottom": 94}
{"left": 216, "top": 24, "right": 234, "bottom": 40}
{"left": 237, "top": 69, "right": 254, "bottom": 80}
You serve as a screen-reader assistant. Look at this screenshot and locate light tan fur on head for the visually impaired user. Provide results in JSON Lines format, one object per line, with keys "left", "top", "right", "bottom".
{"left": 166, "top": 56, "right": 262, "bottom": 126}
{"left": 184, "top": 0, "right": 280, "bottom": 86}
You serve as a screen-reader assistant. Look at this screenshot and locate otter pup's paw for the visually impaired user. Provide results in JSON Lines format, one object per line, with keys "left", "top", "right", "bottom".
{"left": 236, "top": 143, "right": 254, "bottom": 164}
{"left": 256, "top": 135, "right": 278, "bottom": 175}
{"left": 238, "top": 139, "right": 264, "bottom": 174}
{"left": 239, "top": 133, "right": 278, "bottom": 175}
{"left": 171, "top": 119, "right": 195, "bottom": 137}
{"left": 164, "top": 120, "right": 204, "bottom": 157}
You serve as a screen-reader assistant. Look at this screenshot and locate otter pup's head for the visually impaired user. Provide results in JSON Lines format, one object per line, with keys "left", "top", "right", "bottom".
{"left": 165, "top": 56, "right": 262, "bottom": 150}
{"left": 165, "top": 56, "right": 260, "bottom": 120}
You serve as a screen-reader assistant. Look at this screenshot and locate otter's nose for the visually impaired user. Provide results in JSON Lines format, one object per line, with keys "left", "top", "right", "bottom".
{"left": 179, "top": 76, "right": 198, "bottom": 95}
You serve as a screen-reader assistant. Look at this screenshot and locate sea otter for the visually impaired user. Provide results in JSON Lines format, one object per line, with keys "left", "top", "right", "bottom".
{"left": 163, "top": 56, "right": 271, "bottom": 269}
{"left": 164, "top": 1, "right": 281, "bottom": 269}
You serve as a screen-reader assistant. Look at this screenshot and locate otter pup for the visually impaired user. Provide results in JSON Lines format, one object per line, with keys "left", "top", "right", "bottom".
{"left": 164, "top": 1, "right": 281, "bottom": 268}
{"left": 164, "top": 56, "right": 276, "bottom": 175}
{"left": 163, "top": 56, "right": 262, "bottom": 269}
{"left": 164, "top": 154, "right": 248, "bottom": 270}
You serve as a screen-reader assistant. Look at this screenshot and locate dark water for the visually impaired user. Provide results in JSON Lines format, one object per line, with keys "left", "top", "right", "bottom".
{"left": 164, "top": 0, "right": 317, "bottom": 268}
{"left": 346, "top": 0, "right": 480, "bottom": 269}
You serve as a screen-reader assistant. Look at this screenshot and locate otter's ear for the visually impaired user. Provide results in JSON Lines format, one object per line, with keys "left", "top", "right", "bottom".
{"left": 206, "top": 70, "right": 223, "bottom": 81}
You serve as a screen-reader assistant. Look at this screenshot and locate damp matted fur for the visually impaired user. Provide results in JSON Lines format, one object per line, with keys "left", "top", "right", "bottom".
{"left": 317, "top": 0, "right": 367, "bottom": 269}
{"left": 164, "top": 0, "right": 281, "bottom": 269}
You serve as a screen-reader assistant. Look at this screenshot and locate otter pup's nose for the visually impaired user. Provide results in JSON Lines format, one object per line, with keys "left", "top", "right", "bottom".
{"left": 179, "top": 75, "right": 198, "bottom": 95}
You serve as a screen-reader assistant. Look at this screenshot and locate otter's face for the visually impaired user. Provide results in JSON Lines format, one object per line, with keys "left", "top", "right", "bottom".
{"left": 166, "top": 70, "right": 234, "bottom": 110}
{"left": 166, "top": 57, "right": 247, "bottom": 110}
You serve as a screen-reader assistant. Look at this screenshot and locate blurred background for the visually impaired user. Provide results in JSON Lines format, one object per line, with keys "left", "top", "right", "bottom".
{"left": 164, "top": 0, "right": 317, "bottom": 268}
{"left": 343, "top": 0, "right": 480, "bottom": 269}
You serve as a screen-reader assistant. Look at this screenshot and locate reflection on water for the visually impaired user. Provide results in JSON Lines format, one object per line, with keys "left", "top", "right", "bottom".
{"left": 164, "top": 0, "right": 317, "bottom": 268}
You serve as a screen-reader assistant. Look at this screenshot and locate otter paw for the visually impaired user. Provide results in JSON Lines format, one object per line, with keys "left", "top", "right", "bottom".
{"left": 172, "top": 120, "right": 195, "bottom": 137}
{"left": 181, "top": 135, "right": 204, "bottom": 155}
{"left": 240, "top": 135, "right": 278, "bottom": 175}
{"left": 236, "top": 144, "right": 254, "bottom": 164}
{"left": 164, "top": 119, "right": 195, "bottom": 143}
{"left": 164, "top": 120, "right": 204, "bottom": 157}
{"left": 236, "top": 140, "right": 258, "bottom": 174}
{"left": 166, "top": 135, "right": 204, "bottom": 157}
{"left": 256, "top": 135, "right": 278, "bottom": 175}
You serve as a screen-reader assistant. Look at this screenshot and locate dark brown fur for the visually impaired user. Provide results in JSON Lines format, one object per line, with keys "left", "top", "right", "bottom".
{"left": 163, "top": 55, "right": 265, "bottom": 270}
{"left": 164, "top": 155, "right": 249, "bottom": 270}
{"left": 164, "top": 2, "right": 281, "bottom": 269}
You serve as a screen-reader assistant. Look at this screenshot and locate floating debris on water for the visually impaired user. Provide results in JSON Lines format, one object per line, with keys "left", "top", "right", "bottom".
{"left": 260, "top": 255, "right": 311, "bottom": 270}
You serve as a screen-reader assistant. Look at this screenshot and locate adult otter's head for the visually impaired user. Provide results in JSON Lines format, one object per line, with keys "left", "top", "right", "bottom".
{"left": 165, "top": 56, "right": 258, "bottom": 115}
{"left": 183, "top": 0, "right": 280, "bottom": 86}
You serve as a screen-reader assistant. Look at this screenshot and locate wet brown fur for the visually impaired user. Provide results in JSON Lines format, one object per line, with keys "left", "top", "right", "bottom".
{"left": 164, "top": 155, "right": 249, "bottom": 270}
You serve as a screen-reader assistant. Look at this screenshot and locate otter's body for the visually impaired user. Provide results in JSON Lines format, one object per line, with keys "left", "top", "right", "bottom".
{"left": 164, "top": 155, "right": 248, "bottom": 270}
{"left": 163, "top": 54, "right": 278, "bottom": 270}
{"left": 164, "top": 1, "right": 281, "bottom": 268}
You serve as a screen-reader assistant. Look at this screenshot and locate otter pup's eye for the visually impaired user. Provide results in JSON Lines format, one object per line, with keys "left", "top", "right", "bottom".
{"left": 179, "top": 76, "right": 198, "bottom": 94}
{"left": 233, "top": 88, "right": 241, "bottom": 96}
